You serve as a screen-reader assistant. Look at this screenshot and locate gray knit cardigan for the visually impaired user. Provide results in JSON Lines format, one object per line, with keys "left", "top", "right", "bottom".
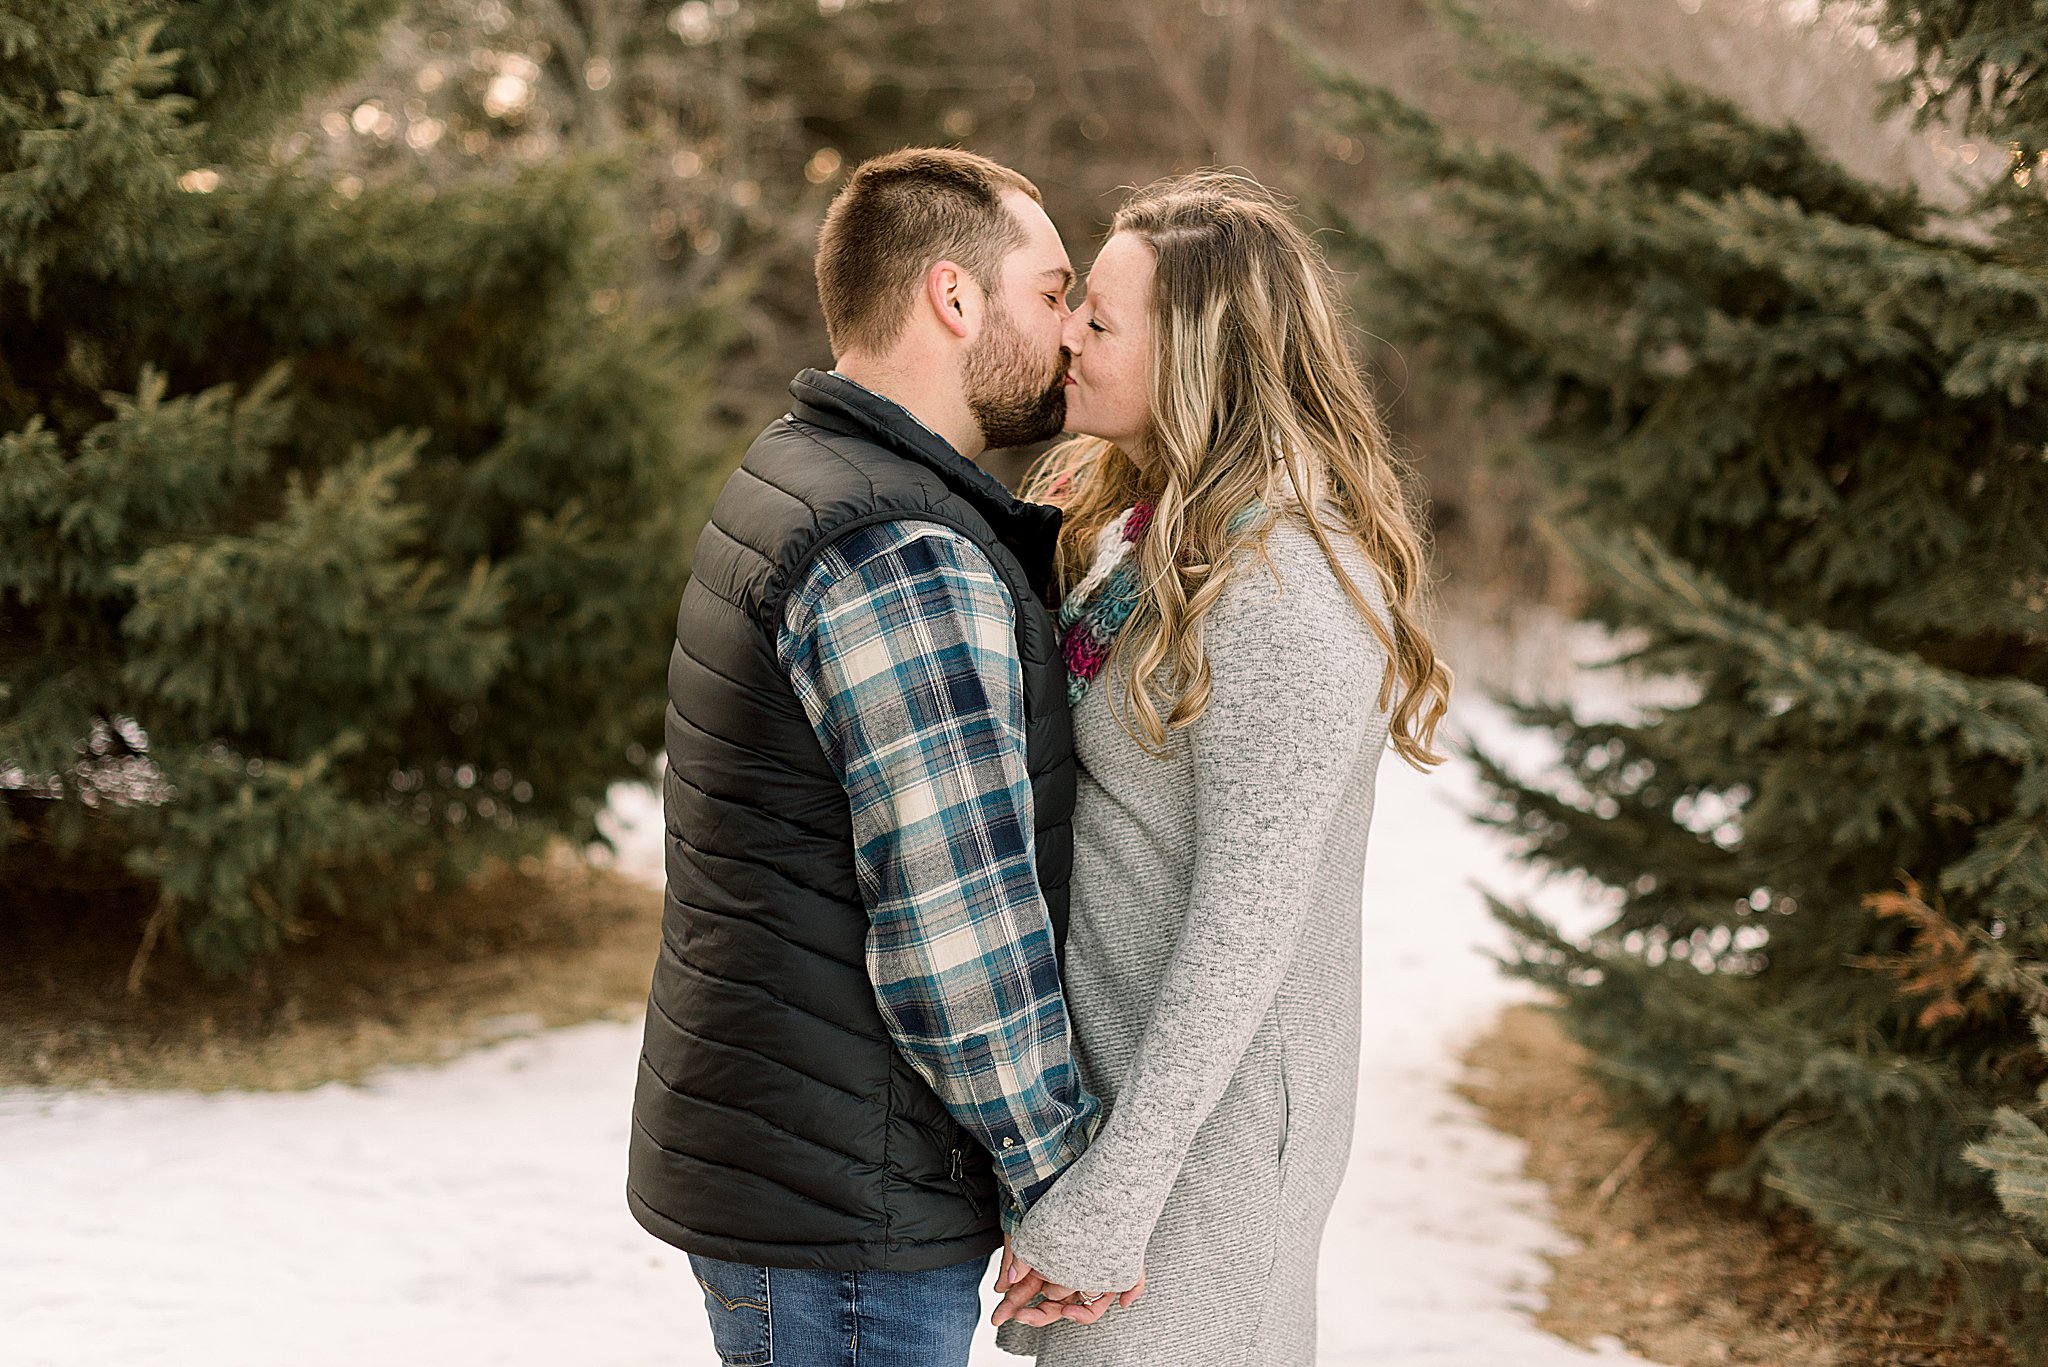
{"left": 999, "top": 511, "right": 1396, "bottom": 1367}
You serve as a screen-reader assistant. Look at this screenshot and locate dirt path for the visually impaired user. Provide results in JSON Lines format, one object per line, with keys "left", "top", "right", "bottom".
{"left": 1460, "top": 1005, "right": 2016, "bottom": 1367}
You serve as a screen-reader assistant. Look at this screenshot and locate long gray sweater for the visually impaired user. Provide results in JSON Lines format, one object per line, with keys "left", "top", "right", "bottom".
{"left": 999, "top": 510, "right": 1395, "bottom": 1367}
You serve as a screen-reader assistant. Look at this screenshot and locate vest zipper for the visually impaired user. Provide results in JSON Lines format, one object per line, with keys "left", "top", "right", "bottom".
{"left": 948, "top": 1142, "right": 987, "bottom": 1217}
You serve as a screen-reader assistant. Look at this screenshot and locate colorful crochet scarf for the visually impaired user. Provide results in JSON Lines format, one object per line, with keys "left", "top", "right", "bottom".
{"left": 1057, "top": 502, "right": 1154, "bottom": 703}
{"left": 1057, "top": 499, "right": 1264, "bottom": 703}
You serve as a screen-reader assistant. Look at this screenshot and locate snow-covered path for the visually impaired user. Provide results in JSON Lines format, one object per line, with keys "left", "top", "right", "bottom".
{"left": 1, "top": 698, "right": 1656, "bottom": 1366}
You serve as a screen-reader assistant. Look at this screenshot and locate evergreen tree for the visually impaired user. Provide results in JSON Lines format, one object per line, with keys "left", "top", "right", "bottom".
{"left": 0, "top": 2, "right": 728, "bottom": 974}
{"left": 1312, "top": 0, "right": 2048, "bottom": 1351}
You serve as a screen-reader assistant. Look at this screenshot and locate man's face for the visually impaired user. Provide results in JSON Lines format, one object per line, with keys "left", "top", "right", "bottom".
{"left": 963, "top": 190, "right": 1075, "bottom": 450}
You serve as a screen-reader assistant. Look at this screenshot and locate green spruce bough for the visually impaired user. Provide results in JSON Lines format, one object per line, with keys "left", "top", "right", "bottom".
{"left": 0, "top": 3, "right": 724, "bottom": 974}
{"left": 1310, "top": 0, "right": 2048, "bottom": 1351}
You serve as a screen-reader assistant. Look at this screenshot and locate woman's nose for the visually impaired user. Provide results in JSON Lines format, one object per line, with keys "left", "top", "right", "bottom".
{"left": 1061, "top": 312, "right": 1087, "bottom": 353}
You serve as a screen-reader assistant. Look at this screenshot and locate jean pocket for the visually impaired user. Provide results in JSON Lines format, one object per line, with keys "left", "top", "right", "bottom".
{"left": 689, "top": 1255, "right": 773, "bottom": 1366}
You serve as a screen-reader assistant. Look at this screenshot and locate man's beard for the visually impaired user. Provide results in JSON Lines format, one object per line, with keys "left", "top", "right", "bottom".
{"left": 964, "top": 302, "right": 1069, "bottom": 449}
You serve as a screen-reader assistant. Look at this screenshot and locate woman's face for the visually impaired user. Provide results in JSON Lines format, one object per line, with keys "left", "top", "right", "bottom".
{"left": 1060, "top": 231, "right": 1154, "bottom": 452}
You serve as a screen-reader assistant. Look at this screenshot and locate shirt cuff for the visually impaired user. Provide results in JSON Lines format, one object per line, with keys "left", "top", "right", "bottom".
{"left": 997, "top": 1099, "right": 1101, "bottom": 1229}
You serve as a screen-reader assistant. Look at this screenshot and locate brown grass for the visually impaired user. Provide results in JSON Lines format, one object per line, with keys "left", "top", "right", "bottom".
{"left": 1458, "top": 1003, "right": 2018, "bottom": 1367}
{"left": 0, "top": 849, "right": 665, "bottom": 1092}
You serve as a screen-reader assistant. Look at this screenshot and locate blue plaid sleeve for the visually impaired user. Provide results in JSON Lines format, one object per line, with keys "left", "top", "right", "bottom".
{"left": 776, "top": 518, "right": 1102, "bottom": 1232}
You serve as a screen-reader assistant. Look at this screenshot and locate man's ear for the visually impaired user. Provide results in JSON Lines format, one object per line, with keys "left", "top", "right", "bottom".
{"left": 925, "top": 260, "right": 974, "bottom": 340}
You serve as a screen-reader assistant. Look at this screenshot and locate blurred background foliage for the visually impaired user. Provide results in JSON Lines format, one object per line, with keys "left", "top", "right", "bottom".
{"left": 317, "top": 0, "right": 1968, "bottom": 598}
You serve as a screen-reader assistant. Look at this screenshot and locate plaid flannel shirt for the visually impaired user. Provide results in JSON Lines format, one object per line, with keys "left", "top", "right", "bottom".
{"left": 777, "top": 517, "right": 1101, "bottom": 1233}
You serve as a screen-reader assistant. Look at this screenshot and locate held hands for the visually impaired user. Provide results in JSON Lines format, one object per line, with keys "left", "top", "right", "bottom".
{"left": 991, "top": 1233, "right": 1146, "bottom": 1328}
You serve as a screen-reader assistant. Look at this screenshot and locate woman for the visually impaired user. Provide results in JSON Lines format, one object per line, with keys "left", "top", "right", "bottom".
{"left": 989, "top": 172, "right": 1452, "bottom": 1366}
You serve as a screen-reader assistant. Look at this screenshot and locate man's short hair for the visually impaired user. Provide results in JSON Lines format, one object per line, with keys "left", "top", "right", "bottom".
{"left": 815, "top": 147, "right": 1043, "bottom": 356}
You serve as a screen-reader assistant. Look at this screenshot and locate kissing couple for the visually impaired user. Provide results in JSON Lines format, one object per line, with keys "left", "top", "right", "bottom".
{"left": 628, "top": 147, "right": 1451, "bottom": 1367}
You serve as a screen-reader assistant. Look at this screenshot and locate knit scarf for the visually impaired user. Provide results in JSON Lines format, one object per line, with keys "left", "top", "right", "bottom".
{"left": 1056, "top": 502, "right": 1152, "bottom": 703}
{"left": 1057, "top": 499, "right": 1263, "bottom": 703}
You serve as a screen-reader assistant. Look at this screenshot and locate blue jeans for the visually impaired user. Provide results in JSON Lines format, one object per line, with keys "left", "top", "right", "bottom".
{"left": 689, "top": 1251, "right": 990, "bottom": 1367}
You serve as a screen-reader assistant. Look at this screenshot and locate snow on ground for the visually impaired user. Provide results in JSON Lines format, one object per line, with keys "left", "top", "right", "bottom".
{"left": 1, "top": 695, "right": 1659, "bottom": 1367}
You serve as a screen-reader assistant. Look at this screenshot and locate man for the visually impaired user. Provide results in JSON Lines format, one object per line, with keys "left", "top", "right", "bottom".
{"left": 627, "top": 148, "right": 1104, "bottom": 1366}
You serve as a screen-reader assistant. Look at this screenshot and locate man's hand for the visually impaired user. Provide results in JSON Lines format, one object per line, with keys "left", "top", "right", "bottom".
{"left": 992, "top": 1236, "right": 1145, "bottom": 1328}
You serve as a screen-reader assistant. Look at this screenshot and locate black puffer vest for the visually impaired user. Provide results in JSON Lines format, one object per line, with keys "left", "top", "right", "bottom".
{"left": 627, "top": 369, "right": 1076, "bottom": 1272}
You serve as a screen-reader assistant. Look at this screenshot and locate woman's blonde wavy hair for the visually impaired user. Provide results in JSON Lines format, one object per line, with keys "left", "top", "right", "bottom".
{"left": 1023, "top": 171, "right": 1451, "bottom": 768}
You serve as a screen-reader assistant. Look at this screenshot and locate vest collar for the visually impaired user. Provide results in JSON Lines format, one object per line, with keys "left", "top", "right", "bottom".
{"left": 787, "top": 368, "right": 1064, "bottom": 602}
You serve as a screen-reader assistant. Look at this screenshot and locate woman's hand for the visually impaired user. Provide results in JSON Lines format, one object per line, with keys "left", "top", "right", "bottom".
{"left": 992, "top": 1236, "right": 1145, "bottom": 1327}
{"left": 1012, "top": 1269, "right": 1145, "bottom": 1327}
